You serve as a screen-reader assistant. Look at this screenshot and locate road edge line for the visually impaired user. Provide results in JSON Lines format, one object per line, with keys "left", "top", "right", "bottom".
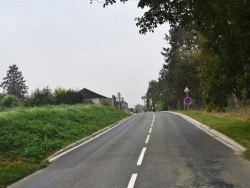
{"left": 163, "top": 111, "right": 246, "bottom": 153}
{"left": 47, "top": 114, "right": 135, "bottom": 162}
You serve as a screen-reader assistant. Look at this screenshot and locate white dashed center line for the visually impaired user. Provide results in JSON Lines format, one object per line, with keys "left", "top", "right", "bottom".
{"left": 127, "top": 113, "right": 155, "bottom": 187}
{"left": 137, "top": 147, "right": 147, "bottom": 166}
{"left": 127, "top": 174, "right": 137, "bottom": 188}
{"left": 149, "top": 128, "right": 152, "bottom": 134}
{"left": 145, "top": 135, "right": 150, "bottom": 144}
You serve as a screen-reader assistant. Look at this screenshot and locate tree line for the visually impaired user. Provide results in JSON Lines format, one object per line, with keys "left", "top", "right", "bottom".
{"left": 0, "top": 64, "right": 84, "bottom": 108}
{"left": 100, "top": 0, "right": 250, "bottom": 112}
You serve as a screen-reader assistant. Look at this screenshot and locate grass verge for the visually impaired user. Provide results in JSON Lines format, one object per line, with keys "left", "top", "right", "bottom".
{"left": 175, "top": 109, "right": 250, "bottom": 160}
{"left": 0, "top": 104, "right": 129, "bottom": 188}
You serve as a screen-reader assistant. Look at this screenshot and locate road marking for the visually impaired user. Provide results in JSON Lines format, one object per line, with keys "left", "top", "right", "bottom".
{"left": 48, "top": 115, "right": 135, "bottom": 162}
{"left": 127, "top": 174, "right": 137, "bottom": 188}
{"left": 145, "top": 135, "right": 150, "bottom": 144}
{"left": 149, "top": 128, "right": 152, "bottom": 133}
{"left": 152, "top": 113, "right": 155, "bottom": 125}
{"left": 151, "top": 122, "right": 154, "bottom": 127}
{"left": 137, "top": 147, "right": 147, "bottom": 165}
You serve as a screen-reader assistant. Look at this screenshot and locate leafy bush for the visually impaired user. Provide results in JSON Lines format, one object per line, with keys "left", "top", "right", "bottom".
{"left": 101, "top": 99, "right": 111, "bottom": 106}
{"left": 64, "top": 89, "right": 84, "bottom": 105}
{"left": 0, "top": 94, "right": 21, "bottom": 108}
{"left": 53, "top": 87, "right": 67, "bottom": 105}
{"left": 53, "top": 88, "right": 83, "bottom": 105}
{"left": 24, "top": 87, "right": 84, "bottom": 107}
{"left": 25, "top": 86, "right": 53, "bottom": 106}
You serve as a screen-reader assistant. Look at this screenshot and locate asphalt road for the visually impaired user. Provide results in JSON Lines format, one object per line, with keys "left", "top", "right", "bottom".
{"left": 9, "top": 112, "right": 250, "bottom": 188}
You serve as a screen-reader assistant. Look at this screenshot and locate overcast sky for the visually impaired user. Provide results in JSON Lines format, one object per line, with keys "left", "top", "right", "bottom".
{"left": 0, "top": 0, "right": 170, "bottom": 107}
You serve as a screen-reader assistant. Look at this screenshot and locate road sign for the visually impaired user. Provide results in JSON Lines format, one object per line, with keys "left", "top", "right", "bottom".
{"left": 184, "top": 87, "right": 190, "bottom": 93}
{"left": 184, "top": 97, "right": 192, "bottom": 105}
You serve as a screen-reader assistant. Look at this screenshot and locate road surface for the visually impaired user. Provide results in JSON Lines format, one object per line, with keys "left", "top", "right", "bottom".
{"left": 9, "top": 112, "right": 250, "bottom": 188}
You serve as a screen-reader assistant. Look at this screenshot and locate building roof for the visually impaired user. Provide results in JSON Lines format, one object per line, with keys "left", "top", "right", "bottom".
{"left": 78, "top": 88, "right": 108, "bottom": 99}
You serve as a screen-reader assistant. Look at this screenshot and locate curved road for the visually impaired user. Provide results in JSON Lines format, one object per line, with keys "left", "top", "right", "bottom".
{"left": 9, "top": 112, "right": 250, "bottom": 188}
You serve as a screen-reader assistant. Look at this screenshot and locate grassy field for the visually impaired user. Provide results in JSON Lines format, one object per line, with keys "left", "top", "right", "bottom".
{"left": 0, "top": 104, "right": 129, "bottom": 188}
{"left": 175, "top": 107, "right": 250, "bottom": 160}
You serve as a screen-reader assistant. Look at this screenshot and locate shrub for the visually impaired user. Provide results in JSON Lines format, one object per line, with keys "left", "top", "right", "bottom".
{"left": 26, "top": 86, "right": 53, "bottom": 106}
{"left": 65, "top": 89, "right": 84, "bottom": 105}
{"left": 101, "top": 99, "right": 111, "bottom": 106}
{"left": 53, "top": 87, "right": 67, "bottom": 105}
{"left": 53, "top": 88, "right": 84, "bottom": 105}
{"left": 23, "top": 87, "right": 84, "bottom": 107}
{"left": 0, "top": 94, "right": 21, "bottom": 108}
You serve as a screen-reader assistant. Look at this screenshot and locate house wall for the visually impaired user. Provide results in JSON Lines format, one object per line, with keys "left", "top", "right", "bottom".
{"left": 89, "top": 98, "right": 113, "bottom": 106}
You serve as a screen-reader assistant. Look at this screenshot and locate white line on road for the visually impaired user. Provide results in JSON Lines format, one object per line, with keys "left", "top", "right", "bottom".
{"left": 137, "top": 147, "right": 147, "bottom": 165}
{"left": 48, "top": 115, "right": 135, "bottom": 162}
{"left": 149, "top": 128, "right": 152, "bottom": 134}
{"left": 151, "top": 122, "right": 154, "bottom": 127}
{"left": 127, "top": 174, "right": 137, "bottom": 188}
{"left": 145, "top": 135, "right": 150, "bottom": 144}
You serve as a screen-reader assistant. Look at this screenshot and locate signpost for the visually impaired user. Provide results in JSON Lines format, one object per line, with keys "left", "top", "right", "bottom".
{"left": 184, "top": 87, "right": 191, "bottom": 110}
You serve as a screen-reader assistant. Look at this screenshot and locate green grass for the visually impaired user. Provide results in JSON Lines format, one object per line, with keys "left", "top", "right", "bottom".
{"left": 175, "top": 109, "right": 250, "bottom": 160}
{"left": 0, "top": 104, "right": 129, "bottom": 187}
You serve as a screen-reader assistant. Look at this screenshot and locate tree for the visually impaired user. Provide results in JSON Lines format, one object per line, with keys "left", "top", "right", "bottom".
{"left": 159, "top": 26, "right": 202, "bottom": 110}
{"left": 63, "top": 89, "right": 84, "bottom": 105}
{"left": 53, "top": 87, "right": 67, "bottom": 105}
{"left": 27, "top": 86, "right": 53, "bottom": 106}
{"left": 146, "top": 80, "right": 159, "bottom": 111}
{"left": 0, "top": 64, "right": 28, "bottom": 99}
{"left": 0, "top": 94, "right": 21, "bottom": 108}
{"left": 53, "top": 87, "right": 84, "bottom": 105}
{"left": 99, "top": 0, "right": 250, "bottom": 109}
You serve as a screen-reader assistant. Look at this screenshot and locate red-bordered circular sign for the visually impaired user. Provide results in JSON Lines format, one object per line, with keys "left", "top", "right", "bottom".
{"left": 184, "top": 97, "right": 192, "bottom": 105}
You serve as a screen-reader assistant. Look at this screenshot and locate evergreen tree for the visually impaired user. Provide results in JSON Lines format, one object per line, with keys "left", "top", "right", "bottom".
{"left": 0, "top": 64, "right": 28, "bottom": 99}
{"left": 159, "top": 27, "right": 201, "bottom": 110}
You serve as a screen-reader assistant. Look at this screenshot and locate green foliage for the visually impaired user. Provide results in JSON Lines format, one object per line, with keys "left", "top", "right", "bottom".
{"left": 0, "top": 94, "right": 21, "bottom": 108}
{"left": 0, "top": 159, "right": 43, "bottom": 188}
{"left": 53, "top": 87, "right": 67, "bottom": 105}
{"left": 63, "top": 89, "right": 84, "bottom": 105}
{"left": 244, "top": 149, "right": 250, "bottom": 160}
{"left": 146, "top": 27, "right": 202, "bottom": 110}
{"left": 162, "top": 27, "right": 201, "bottom": 109}
{"left": 146, "top": 80, "right": 159, "bottom": 111}
{"left": 101, "top": 99, "right": 111, "bottom": 106}
{"left": 0, "top": 104, "right": 129, "bottom": 187}
{"left": 101, "top": 0, "right": 250, "bottom": 109}
{"left": 24, "top": 87, "right": 84, "bottom": 107}
{"left": 26, "top": 86, "right": 53, "bottom": 106}
{"left": 0, "top": 64, "right": 28, "bottom": 99}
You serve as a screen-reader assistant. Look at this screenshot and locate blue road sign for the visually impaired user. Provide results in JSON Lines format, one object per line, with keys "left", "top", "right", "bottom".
{"left": 184, "top": 97, "right": 192, "bottom": 105}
